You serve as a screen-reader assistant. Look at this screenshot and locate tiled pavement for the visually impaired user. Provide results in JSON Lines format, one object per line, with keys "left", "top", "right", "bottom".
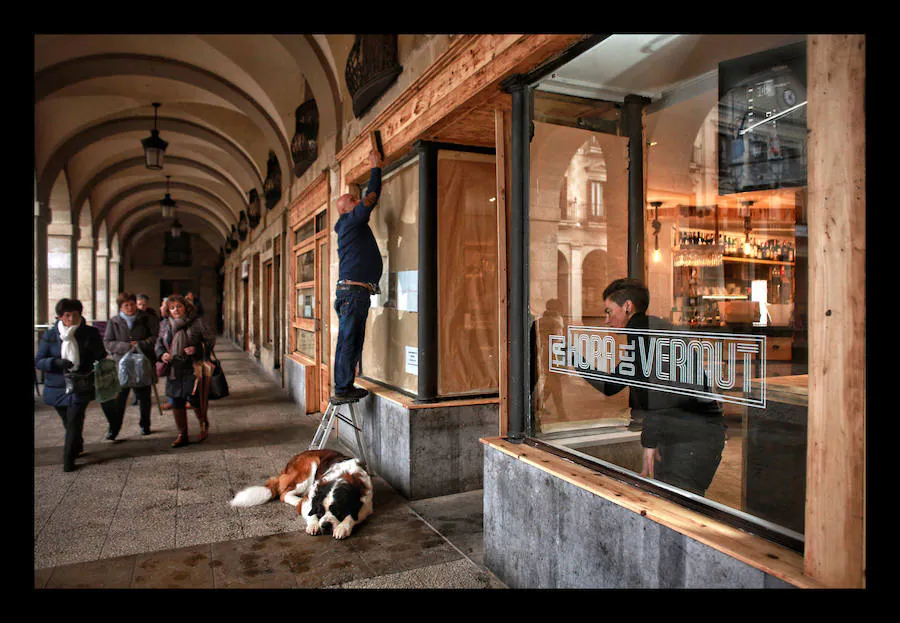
{"left": 33, "top": 340, "right": 505, "bottom": 589}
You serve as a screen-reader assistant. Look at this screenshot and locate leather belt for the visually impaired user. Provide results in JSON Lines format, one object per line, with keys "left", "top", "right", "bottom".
{"left": 336, "top": 280, "right": 375, "bottom": 294}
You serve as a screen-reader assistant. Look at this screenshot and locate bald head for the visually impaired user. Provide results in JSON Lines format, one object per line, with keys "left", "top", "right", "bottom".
{"left": 337, "top": 193, "right": 357, "bottom": 215}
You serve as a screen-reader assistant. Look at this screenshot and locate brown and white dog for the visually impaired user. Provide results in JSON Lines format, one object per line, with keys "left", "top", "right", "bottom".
{"left": 229, "top": 449, "right": 373, "bottom": 539}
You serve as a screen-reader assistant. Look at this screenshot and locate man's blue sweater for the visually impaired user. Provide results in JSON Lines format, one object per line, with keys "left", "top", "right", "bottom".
{"left": 334, "top": 167, "right": 383, "bottom": 285}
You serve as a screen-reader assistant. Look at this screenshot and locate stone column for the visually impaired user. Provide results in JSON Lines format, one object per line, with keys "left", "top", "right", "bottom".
{"left": 569, "top": 245, "right": 583, "bottom": 323}
{"left": 47, "top": 220, "right": 74, "bottom": 318}
{"left": 108, "top": 253, "right": 120, "bottom": 319}
{"left": 76, "top": 226, "right": 95, "bottom": 321}
{"left": 95, "top": 246, "right": 109, "bottom": 322}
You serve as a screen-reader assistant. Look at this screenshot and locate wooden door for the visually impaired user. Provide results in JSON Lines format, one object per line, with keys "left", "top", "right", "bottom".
{"left": 290, "top": 206, "right": 330, "bottom": 413}
{"left": 318, "top": 238, "right": 330, "bottom": 412}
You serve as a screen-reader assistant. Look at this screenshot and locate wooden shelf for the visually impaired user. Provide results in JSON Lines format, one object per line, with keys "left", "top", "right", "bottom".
{"left": 722, "top": 256, "right": 795, "bottom": 266}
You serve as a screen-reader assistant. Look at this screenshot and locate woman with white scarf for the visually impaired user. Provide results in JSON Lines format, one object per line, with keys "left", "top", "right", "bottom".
{"left": 35, "top": 299, "right": 107, "bottom": 472}
{"left": 155, "top": 294, "right": 216, "bottom": 447}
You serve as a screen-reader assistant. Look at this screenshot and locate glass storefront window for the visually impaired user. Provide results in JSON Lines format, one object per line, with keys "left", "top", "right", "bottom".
{"left": 297, "top": 288, "right": 315, "bottom": 320}
{"left": 295, "top": 220, "right": 315, "bottom": 245}
{"left": 297, "top": 249, "right": 315, "bottom": 283}
{"left": 360, "top": 157, "right": 419, "bottom": 394}
{"left": 529, "top": 34, "right": 809, "bottom": 540}
{"left": 296, "top": 328, "right": 315, "bottom": 359}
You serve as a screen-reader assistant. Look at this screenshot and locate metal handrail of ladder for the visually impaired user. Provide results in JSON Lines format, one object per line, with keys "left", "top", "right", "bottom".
{"left": 309, "top": 396, "right": 369, "bottom": 469}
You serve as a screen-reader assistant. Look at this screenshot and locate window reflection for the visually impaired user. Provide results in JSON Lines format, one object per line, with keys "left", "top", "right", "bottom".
{"left": 530, "top": 34, "right": 808, "bottom": 537}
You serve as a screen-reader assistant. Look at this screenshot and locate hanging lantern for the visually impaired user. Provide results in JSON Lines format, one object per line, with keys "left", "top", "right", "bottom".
{"left": 170, "top": 218, "right": 183, "bottom": 238}
{"left": 247, "top": 189, "right": 261, "bottom": 229}
{"left": 291, "top": 99, "right": 319, "bottom": 177}
{"left": 141, "top": 102, "right": 168, "bottom": 170}
{"left": 263, "top": 151, "right": 282, "bottom": 210}
{"left": 238, "top": 210, "right": 249, "bottom": 240}
{"left": 160, "top": 175, "right": 176, "bottom": 218}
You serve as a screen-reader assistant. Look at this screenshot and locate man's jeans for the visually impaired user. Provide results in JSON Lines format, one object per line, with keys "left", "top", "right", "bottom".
{"left": 333, "top": 289, "right": 371, "bottom": 394}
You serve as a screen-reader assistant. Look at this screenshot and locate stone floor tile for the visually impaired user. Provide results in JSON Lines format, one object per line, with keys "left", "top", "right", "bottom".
{"left": 331, "top": 558, "right": 505, "bottom": 589}
{"left": 44, "top": 555, "right": 136, "bottom": 588}
{"left": 177, "top": 517, "right": 244, "bottom": 549}
{"left": 131, "top": 544, "right": 215, "bottom": 589}
{"left": 100, "top": 525, "right": 176, "bottom": 559}
{"left": 34, "top": 528, "right": 108, "bottom": 570}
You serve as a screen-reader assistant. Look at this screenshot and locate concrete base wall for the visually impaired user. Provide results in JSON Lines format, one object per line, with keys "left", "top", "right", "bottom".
{"left": 283, "top": 357, "right": 308, "bottom": 412}
{"left": 342, "top": 394, "right": 497, "bottom": 500}
{"left": 482, "top": 444, "right": 795, "bottom": 589}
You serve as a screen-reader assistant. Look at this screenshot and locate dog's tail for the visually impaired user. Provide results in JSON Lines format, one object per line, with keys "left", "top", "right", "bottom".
{"left": 229, "top": 477, "right": 278, "bottom": 507}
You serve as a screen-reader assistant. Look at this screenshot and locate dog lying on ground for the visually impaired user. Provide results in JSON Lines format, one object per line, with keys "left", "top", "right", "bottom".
{"left": 229, "top": 449, "right": 373, "bottom": 539}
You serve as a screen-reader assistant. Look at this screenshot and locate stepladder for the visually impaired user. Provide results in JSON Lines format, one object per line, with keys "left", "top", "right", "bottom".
{"left": 309, "top": 396, "right": 369, "bottom": 470}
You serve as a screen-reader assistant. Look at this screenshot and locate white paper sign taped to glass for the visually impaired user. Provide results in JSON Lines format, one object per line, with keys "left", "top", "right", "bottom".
{"left": 548, "top": 326, "right": 766, "bottom": 408}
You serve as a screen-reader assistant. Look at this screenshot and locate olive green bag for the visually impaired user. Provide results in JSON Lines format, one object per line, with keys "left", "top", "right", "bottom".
{"left": 93, "top": 358, "right": 122, "bottom": 404}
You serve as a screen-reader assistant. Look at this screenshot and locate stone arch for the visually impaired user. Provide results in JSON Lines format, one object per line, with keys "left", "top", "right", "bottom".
{"left": 73, "top": 155, "right": 248, "bottom": 221}
{"left": 34, "top": 53, "right": 290, "bottom": 181}
{"left": 38, "top": 116, "right": 263, "bottom": 216}
{"left": 98, "top": 180, "right": 237, "bottom": 238}
{"left": 275, "top": 35, "right": 343, "bottom": 154}
{"left": 582, "top": 249, "right": 608, "bottom": 322}
{"left": 114, "top": 200, "right": 230, "bottom": 244}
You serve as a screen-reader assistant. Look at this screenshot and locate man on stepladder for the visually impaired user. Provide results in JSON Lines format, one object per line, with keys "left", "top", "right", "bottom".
{"left": 332, "top": 148, "right": 383, "bottom": 402}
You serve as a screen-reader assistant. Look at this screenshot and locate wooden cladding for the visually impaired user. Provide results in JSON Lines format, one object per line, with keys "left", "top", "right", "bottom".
{"left": 288, "top": 172, "right": 329, "bottom": 230}
{"left": 337, "top": 34, "right": 585, "bottom": 186}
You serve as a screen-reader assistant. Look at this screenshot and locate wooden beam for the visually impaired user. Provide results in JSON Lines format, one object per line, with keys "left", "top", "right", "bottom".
{"left": 805, "top": 34, "right": 866, "bottom": 588}
{"left": 338, "top": 34, "right": 586, "bottom": 185}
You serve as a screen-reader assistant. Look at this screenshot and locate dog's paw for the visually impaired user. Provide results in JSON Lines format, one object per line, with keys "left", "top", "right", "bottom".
{"left": 305, "top": 520, "right": 321, "bottom": 536}
{"left": 333, "top": 519, "right": 355, "bottom": 540}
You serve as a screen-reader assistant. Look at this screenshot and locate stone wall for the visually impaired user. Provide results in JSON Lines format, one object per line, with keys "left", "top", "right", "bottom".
{"left": 339, "top": 394, "right": 497, "bottom": 500}
{"left": 482, "top": 444, "right": 794, "bottom": 589}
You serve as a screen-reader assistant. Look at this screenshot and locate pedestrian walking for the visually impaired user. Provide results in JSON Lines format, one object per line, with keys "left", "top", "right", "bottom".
{"left": 155, "top": 294, "right": 216, "bottom": 447}
{"left": 101, "top": 292, "right": 157, "bottom": 439}
{"left": 34, "top": 298, "right": 107, "bottom": 472}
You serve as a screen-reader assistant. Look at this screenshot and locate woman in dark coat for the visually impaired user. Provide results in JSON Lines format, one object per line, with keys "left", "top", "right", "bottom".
{"left": 35, "top": 298, "right": 107, "bottom": 472}
{"left": 101, "top": 291, "right": 158, "bottom": 439}
{"left": 155, "top": 294, "right": 216, "bottom": 447}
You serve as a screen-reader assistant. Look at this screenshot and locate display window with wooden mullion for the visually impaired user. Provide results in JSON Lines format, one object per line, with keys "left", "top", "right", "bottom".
{"left": 525, "top": 34, "right": 814, "bottom": 552}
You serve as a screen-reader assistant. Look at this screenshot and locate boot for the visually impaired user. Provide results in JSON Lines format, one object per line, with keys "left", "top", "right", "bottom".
{"left": 195, "top": 410, "right": 209, "bottom": 443}
{"left": 171, "top": 407, "right": 190, "bottom": 448}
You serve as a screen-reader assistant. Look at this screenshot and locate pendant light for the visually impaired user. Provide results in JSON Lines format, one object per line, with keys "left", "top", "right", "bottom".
{"left": 170, "top": 218, "right": 183, "bottom": 238}
{"left": 141, "top": 102, "right": 168, "bottom": 170}
{"left": 160, "top": 175, "right": 176, "bottom": 218}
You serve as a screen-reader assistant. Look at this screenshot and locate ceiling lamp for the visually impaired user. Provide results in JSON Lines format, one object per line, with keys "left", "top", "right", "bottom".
{"left": 160, "top": 175, "right": 176, "bottom": 218}
{"left": 141, "top": 102, "right": 169, "bottom": 170}
{"left": 170, "top": 218, "right": 183, "bottom": 238}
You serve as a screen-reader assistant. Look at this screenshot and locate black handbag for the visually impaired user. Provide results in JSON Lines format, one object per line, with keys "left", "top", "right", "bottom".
{"left": 205, "top": 344, "right": 229, "bottom": 400}
{"left": 64, "top": 370, "right": 95, "bottom": 400}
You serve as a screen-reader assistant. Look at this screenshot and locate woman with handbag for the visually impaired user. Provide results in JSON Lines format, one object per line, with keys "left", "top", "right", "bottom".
{"left": 101, "top": 292, "right": 157, "bottom": 439}
{"left": 155, "top": 294, "right": 216, "bottom": 447}
{"left": 34, "top": 299, "right": 107, "bottom": 472}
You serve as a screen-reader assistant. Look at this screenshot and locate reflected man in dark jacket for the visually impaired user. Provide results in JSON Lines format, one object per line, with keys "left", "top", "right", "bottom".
{"left": 587, "top": 278, "right": 726, "bottom": 497}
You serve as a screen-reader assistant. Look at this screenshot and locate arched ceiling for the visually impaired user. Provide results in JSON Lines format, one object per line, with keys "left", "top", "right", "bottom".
{"left": 34, "top": 34, "right": 346, "bottom": 255}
